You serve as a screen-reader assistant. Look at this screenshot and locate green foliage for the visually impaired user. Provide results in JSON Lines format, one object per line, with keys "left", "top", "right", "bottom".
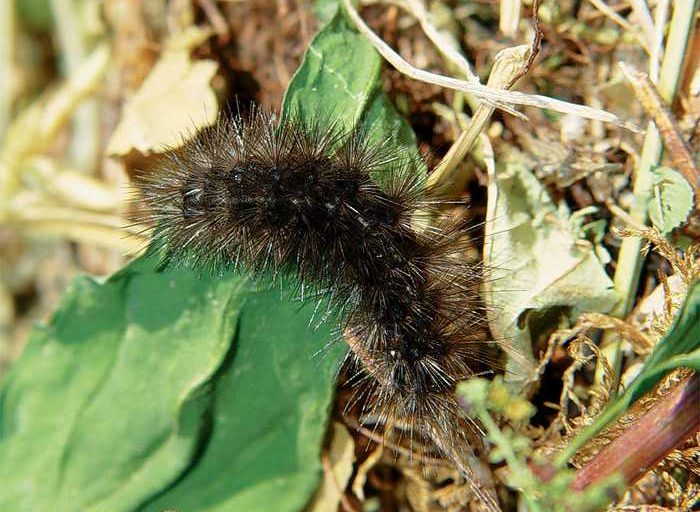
{"left": 0, "top": 255, "right": 245, "bottom": 511}
{"left": 461, "top": 262, "right": 699, "bottom": 511}
{"left": 556, "top": 279, "right": 700, "bottom": 467}
{"left": 16, "top": 0, "right": 53, "bottom": 31}
{"left": 141, "top": 278, "right": 345, "bottom": 512}
{"left": 0, "top": 249, "right": 346, "bottom": 512}
{"left": 0, "top": 6, "right": 424, "bottom": 511}
{"left": 457, "top": 378, "right": 623, "bottom": 512}
{"left": 627, "top": 279, "right": 700, "bottom": 397}
{"left": 312, "top": 0, "right": 341, "bottom": 25}
{"left": 648, "top": 166, "right": 694, "bottom": 235}
{"left": 283, "top": 9, "right": 423, "bottom": 186}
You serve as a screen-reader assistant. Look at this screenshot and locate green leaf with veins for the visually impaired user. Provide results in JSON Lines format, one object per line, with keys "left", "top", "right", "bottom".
{"left": 483, "top": 152, "right": 618, "bottom": 388}
{"left": 648, "top": 166, "right": 694, "bottom": 235}
{"left": 0, "top": 255, "right": 243, "bottom": 512}
{"left": 283, "top": 10, "right": 424, "bottom": 186}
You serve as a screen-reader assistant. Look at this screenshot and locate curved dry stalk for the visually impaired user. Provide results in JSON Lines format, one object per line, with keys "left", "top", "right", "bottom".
{"left": 0, "top": 44, "right": 109, "bottom": 210}
{"left": 341, "top": 0, "right": 635, "bottom": 129}
{"left": 364, "top": 0, "right": 478, "bottom": 82}
{"left": 428, "top": 45, "right": 531, "bottom": 195}
{"left": 6, "top": 204, "right": 147, "bottom": 253}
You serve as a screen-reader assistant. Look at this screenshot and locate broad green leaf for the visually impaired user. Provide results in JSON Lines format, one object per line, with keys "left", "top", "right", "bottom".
{"left": 142, "top": 283, "right": 344, "bottom": 512}
{"left": 0, "top": 254, "right": 244, "bottom": 512}
{"left": 1, "top": 6, "right": 419, "bottom": 512}
{"left": 483, "top": 152, "right": 618, "bottom": 387}
{"left": 648, "top": 166, "right": 694, "bottom": 234}
{"left": 282, "top": 10, "right": 423, "bottom": 185}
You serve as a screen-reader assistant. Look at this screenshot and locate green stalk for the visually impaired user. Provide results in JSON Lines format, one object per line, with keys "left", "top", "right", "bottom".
{"left": 477, "top": 409, "right": 543, "bottom": 512}
{"left": 570, "top": 374, "right": 699, "bottom": 491}
{"left": 602, "top": 0, "right": 698, "bottom": 386}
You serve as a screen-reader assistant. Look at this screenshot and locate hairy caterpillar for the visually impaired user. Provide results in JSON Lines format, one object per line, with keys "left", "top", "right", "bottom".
{"left": 133, "top": 108, "right": 499, "bottom": 505}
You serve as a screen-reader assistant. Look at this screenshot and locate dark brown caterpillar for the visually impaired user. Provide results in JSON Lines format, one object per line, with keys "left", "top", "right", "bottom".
{"left": 133, "top": 107, "right": 499, "bottom": 505}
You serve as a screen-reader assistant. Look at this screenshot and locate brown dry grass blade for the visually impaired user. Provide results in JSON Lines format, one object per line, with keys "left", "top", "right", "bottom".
{"left": 620, "top": 64, "right": 699, "bottom": 199}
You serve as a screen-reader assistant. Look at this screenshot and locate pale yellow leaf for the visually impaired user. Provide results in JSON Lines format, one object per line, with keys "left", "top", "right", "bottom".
{"left": 106, "top": 51, "right": 218, "bottom": 156}
{"left": 351, "top": 444, "right": 383, "bottom": 502}
{"left": 306, "top": 422, "right": 355, "bottom": 512}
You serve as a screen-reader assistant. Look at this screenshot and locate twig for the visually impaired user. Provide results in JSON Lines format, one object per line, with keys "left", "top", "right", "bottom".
{"left": 342, "top": 414, "right": 449, "bottom": 467}
{"left": 585, "top": 0, "right": 633, "bottom": 34}
{"left": 510, "top": 0, "right": 542, "bottom": 86}
{"left": 197, "top": 0, "right": 229, "bottom": 36}
{"left": 340, "top": 0, "right": 634, "bottom": 129}
{"left": 585, "top": 0, "right": 652, "bottom": 57}
{"left": 366, "top": 0, "right": 479, "bottom": 82}
{"left": 364, "top": 0, "right": 498, "bottom": 119}
{"left": 619, "top": 63, "right": 699, "bottom": 196}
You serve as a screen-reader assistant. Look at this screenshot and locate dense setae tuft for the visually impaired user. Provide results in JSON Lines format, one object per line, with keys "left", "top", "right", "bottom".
{"left": 133, "top": 107, "right": 496, "bottom": 478}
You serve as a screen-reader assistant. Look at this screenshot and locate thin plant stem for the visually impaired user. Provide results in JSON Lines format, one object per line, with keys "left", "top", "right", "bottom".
{"left": 474, "top": 404, "right": 542, "bottom": 512}
{"left": 365, "top": 0, "right": 479, "bottom": 82}
{"left": 428, "top": 45, "right": 531, "bottom": 195}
